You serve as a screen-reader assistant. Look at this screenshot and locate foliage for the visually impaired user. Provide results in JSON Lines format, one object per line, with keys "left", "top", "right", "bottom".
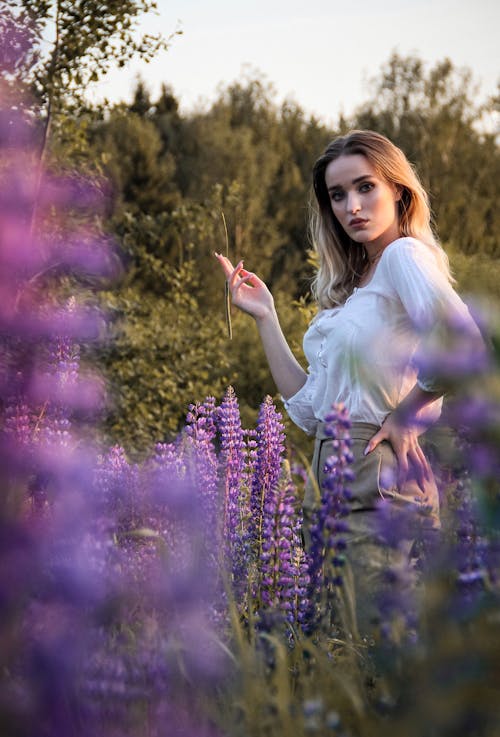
{"left": 99, "top": 259, "right": 232, "bottom": 455}
{"left": 449, "top": 247, "right": 500, "bottom": 304}
{"left": 91, "top": 108, "right": 180, "bottom": 214}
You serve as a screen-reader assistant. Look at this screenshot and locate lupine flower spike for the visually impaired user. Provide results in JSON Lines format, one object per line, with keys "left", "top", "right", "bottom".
{"left": 305, "top": 403, "right": 354, "bottom": 632}
{"left": 258, "top": 465, "right": 310, "bottom": 629}
{"left": 249, "top": 396, "right": 286, "bottom": 559}
{"left": 217, "top": 386, "right": 249, "bottom": 595}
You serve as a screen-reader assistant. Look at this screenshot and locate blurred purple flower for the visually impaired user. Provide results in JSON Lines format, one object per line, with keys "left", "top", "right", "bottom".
{"left": 94, "top": 445, "right": 139, "bottom": 524}
{"left": 414, "top": 307, "right": 490, "bottom": 384}
{"left": 184, "top": 396, "right": 220, "bottom": 558}
{"left": 372, "top": 500, "right": 422, "bottom": 644}
{"left": 3, "top": 392, "right": 35, "bottom": 447}
{"left": 451, "top": 480, "right": 489, "bottom": 619}
{"left": 0, "top": 23, "right": 229, "bottom": 737}
{"left": 305, "top": 403, "right": 354, "bottom": 631}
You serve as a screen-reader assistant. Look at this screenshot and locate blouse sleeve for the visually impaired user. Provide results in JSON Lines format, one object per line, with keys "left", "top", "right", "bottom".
{"left": 384, "top": 240, "right": 469, "bottom": 329}
{"left": 282, "top": 371, "right": 319, "bottom": 436}
{"left": 384, "top": 239, "right": 483, "bottom": 391}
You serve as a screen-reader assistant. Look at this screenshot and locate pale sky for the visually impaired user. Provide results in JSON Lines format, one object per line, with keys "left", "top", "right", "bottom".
{"left": 88, "top": 0, "right": 499, "bottom": 126}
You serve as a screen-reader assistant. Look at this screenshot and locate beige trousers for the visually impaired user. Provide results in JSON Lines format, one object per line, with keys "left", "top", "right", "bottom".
{"left": 303, "top": 422, "right": 440, "bottom": 638}
{"left": 304, "top": 422, "right": 440, "bottom": 521}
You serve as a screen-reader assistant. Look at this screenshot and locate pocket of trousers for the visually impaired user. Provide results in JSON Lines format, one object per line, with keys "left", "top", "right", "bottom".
{"left": 344, "top": 438, "right": 395, "bottom": 509}
{"left": 376, "top": 441, "right": 440, "bottom": 525}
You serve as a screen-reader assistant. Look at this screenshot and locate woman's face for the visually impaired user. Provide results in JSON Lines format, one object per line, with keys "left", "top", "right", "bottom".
{"left": 324, "top": 153, "right": 401, "bottom": 252}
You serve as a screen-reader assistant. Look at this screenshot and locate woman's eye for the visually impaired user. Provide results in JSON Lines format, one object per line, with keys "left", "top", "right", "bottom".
{"left": 330, "top": 191, "right": 344, "bottom": 202}
{"left": 359, "top": 182, "right": 374, "bottom": 193}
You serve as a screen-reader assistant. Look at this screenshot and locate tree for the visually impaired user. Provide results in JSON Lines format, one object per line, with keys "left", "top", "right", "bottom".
{"left": 151, "top": 82, "right": 183, "bottom": 155}
{"left": 129, "top": 76, "right": 153, "bottom": 117}
{"left": 92, "top": 110, "right": 180, "bottom": 215}
{"left": 1, "top": 0, "right": 179, "bottom": 171}
{"left": 353, "top": 53, "right": 500, "bottom": 256}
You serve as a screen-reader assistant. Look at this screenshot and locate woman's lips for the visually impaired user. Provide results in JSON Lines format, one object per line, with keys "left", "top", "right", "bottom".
{"left": 349, "top": 218, "right": 368, "bottom": 229}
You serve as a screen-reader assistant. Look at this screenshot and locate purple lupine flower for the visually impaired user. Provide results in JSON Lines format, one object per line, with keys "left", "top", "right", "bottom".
{"left": 152, "top": 439, "right": 185, "bottom": 475}
{"left": 143, "top": 438, "right": 189, "bottom": 543}
{"left": 291, "top": 459, "right": 308, "bottom": 487}
{"left": 38, "top": 403, "right": 73, "bottom": 449}
{"left": 47, "top": 319, "right": 81, "bottom": 384}
{"left": 139, "top": 466, "right": 228, "bottom": 681}
{"left": 412, "top": 303, "right": 490, "bottom": 383}
{"left": 441, "top": 393, "right": 500, "bottom": 486}
{"left": 80, "top": 634, "right": 174, "bottom": 734}
{"left": 3, "top": 390, "right": 34, "bottom": 447}
{"left": 3, "top": 444, "right": 118, "bottom": 737}
{"left": 184, "top": 396, "right": 220, "bottom": 559}
{"left": 449, "top": 477, "right": 489, "bottom": 620}
{"left": 249, "top": 396, "right": 286, "bottom": 559}
{"left": 85, "top": 452, "right": 228, "bottom": 727}
{"left": 258, "top": 469, "right": 310, "bottom": 628}
{"left": 94, "top": 445, "right": 140, "bottom": 524}
{"left": 217, "top": 386, "right": 249, "bottom": 594}
{"left": 244, "top": 426, "right": 258, "bottom": 490}
{"left": 304, "top": 403, "right": 354, "bottom": 631}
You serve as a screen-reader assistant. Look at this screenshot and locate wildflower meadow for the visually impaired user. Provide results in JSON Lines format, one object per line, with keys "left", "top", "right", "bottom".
{"left": 2, "top": 9, "right": 500, "bottom": 737}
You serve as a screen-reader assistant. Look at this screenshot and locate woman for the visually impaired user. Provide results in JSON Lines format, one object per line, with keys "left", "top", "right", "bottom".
{"left": 215, "top": 130, "right": 481, "bottom": 633}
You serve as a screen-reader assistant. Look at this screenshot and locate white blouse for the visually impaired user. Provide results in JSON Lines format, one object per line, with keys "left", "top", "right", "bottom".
{"left": 284, "top": 237, "right": 475, "bottom": 435}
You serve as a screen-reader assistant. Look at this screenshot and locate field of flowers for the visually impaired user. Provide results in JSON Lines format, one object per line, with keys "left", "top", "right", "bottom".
{"left": 2, "top": 27, "right": 500, "bottom": 737}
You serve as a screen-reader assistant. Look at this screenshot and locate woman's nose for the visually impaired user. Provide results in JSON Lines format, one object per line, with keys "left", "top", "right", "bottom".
{"left": 346, "top": 191, "right": 361, "bottom": 213}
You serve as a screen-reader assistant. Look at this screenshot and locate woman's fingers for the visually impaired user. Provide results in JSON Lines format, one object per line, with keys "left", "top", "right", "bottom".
{"left": 407, "top": 444, "right": 432, "bottom": 492}
{"left": 364, "top": 427, "right": 387, "bottom": 455}
{"left": 214, "top": 252, "right": 233, "bottom": 267}
{"left": 233, "top": 272, "right": 255, "bottom": 292}
{"left": 239, "top": 269, "right": 264, "bottom": 288}
{"left": 228, "top": 260, "right": 245, "bottom": 290}
{"left": 414, "top": 443, "right": 432, "bottom": 479}
{"left": 215, "top": 253, "right": 265, "bottom": 290}
{"left": 214, "top": 253, "right": 236, "bottom": 280}
{"left": 395, "top": 452, "right": 410, "bottom": 488}
{"left": 230, "top": 267, "right": 265, "bottom": 298}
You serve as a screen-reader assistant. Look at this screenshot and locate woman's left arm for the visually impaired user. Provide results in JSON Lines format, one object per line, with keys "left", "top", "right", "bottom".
{"left": 365, "top": 239, "right": 487, "bottom": 491}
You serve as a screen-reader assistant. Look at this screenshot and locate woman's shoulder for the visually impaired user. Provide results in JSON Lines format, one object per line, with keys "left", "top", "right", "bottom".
{"left": 381, "top": 237, "right": 441, "bottom": 276}
{"left": 380, "top": 236, "right": 455, "bottom": 303}
{"left": 383, "top": 236, "right": 432, "bottom": 262}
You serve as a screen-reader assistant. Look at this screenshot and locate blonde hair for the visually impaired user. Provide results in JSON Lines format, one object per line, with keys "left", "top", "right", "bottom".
{"left": 310, "top": 130, "right": 453, "bottom": 309}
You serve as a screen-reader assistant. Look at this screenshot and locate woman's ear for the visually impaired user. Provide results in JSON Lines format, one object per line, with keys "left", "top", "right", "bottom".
{"left": 394, "top": 184, "right": 403, "bottom": 202}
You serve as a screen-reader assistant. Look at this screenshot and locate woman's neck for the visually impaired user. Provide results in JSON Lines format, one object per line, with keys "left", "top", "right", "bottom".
{"left": 357, "top": 244, "right": 387, "bottom": 287}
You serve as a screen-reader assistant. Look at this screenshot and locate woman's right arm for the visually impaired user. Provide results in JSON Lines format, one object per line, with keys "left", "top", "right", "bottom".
{"left": 214, "top": 253, "right": 307, "bottom": 400}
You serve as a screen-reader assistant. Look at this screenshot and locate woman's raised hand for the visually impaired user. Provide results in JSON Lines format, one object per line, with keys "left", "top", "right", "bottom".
{"left": 214, "top": 253, "right": 275, "bottom": 322}
{"left": 215, "top": 252, "right": 307, "bottom": 399}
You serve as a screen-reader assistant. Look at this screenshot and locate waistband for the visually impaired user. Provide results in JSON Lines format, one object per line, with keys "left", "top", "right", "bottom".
{"left": 315, "top": 421, "right": 380, "bottom": 442}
